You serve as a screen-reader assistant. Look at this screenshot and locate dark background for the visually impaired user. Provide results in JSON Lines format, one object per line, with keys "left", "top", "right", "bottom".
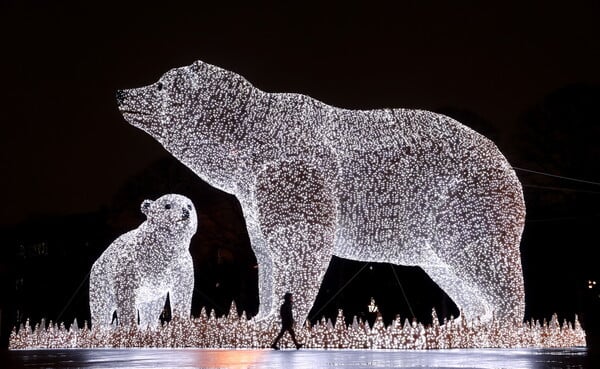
{"left": 1, "top": 0, "right": 599, "bottom": 348}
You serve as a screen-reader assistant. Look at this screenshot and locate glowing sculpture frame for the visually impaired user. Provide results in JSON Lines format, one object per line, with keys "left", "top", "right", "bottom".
{"left": 89, "top": 194, "right": 197, "bottom": 328}
{"left": 117, "top": 60, "right": 526, "bottom": 327}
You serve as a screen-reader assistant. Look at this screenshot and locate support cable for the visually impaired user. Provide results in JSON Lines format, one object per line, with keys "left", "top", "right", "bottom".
{"left": 390, "top": 264, "right": 416, "bottom": 320}
{"left": 56, "top": 270, "right": 90, "bottom": 325}
{"left": 512, "top": 167, "right": 600, "bottom": 186}
{"left": 308, "top": 262, "right": 371, "bottom": 322}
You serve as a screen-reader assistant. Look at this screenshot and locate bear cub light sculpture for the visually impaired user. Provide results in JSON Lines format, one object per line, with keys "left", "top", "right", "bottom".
{"left": 116, "top": 60, "right": 526, "bottom": 327}
{"left": 89, "top": 194, "right": 197, "bottom": 328}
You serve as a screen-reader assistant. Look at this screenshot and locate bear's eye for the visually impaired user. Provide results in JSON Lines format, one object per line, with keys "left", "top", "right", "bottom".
{"left": 187, "top": 204, "right": 192, "bottom": 210}
{"left": 157, "top": 82, "right": 163, "bottom": 91}
{"left": 165, "top": 203, "right": 171, "bottom": 210}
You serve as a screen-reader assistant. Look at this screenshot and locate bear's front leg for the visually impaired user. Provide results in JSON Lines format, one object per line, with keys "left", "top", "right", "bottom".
{"left": 243, "top": 224, "right": 275, "bottom": 322}
{"left": 169, "top": 254, "right": 195, "bottom": 320}
{"left": 255, "top": 160, "right": 337, "bottom": 326}
{"left": 89, "top": 256, "right": 117, "bottom": 328}
{"left": 115, "top": 271, "right": 139, "bottom": 327}
{"left": 138, "top": 296, "right": 167, "bottom": 329}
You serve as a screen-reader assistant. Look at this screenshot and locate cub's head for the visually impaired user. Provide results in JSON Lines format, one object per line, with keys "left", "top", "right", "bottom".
{"left": 141, "top": 194, "right": 197, "bottom": 240}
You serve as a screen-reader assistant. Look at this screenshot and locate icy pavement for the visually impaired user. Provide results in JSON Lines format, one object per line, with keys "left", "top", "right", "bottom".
{"left": 1, "top": 347, "right": 596, "bottom": 369}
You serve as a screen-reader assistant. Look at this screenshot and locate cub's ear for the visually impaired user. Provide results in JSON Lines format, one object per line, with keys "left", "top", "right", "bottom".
{"left": 141, "top": 200, "right": 153, "bottom": 215}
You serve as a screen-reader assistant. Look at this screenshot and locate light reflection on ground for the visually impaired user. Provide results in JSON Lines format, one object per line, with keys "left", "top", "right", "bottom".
{"left": 1, "top": 347, "right": 594, "bottom": 369}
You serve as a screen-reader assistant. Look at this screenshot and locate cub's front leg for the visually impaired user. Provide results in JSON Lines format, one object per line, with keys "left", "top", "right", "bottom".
{"left": 169, "top": 254, "right": 195, "bottom": 320}
{"left": 255, "top": 160, "right": 337, "bottom": 326}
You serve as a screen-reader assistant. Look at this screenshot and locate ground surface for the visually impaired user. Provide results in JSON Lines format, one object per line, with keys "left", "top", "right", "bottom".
{"left": 1, "top": 347, "right": 596, "bottom": 368}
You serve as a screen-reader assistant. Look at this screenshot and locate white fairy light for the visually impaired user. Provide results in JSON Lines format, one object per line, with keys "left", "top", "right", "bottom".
{"left": 88, "top": 194, "right": 197, "bottom": 328}
{"left": 116, "top": 59, "right": 526, "bottom": 327}
{"left": 9, "top": 309, "right": 586, "bottom": 349}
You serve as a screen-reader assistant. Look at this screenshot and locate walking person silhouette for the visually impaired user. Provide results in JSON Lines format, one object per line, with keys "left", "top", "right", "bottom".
{"left": 271, "top": 292, "right": 302, "bottom": 350}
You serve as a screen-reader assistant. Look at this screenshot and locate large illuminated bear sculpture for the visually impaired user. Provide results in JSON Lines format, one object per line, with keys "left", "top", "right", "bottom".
{"left": 117, "top": 60, "right": 526, "bottom": 326}
{"left": 89, "top": 194, "right": 197, "bottom": 328}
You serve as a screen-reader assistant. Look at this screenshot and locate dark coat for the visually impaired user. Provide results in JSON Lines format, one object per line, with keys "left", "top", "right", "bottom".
{"left": 280, "top": 300, "right": 294, "bottom": 328}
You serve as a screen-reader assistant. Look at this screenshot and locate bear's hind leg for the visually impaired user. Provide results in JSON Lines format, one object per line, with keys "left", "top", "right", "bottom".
{"left": 430, "top": 167, "right": 526, "bottom": 324}
{"left": 421, "top": 264, "right": 494, "bottom": 322}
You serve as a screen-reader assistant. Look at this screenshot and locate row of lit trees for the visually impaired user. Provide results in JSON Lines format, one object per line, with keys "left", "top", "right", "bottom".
{"left": 10, "top": 302, "right": 585, "bottom": 350}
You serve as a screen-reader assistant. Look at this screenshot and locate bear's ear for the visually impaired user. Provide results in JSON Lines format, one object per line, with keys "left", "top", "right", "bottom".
{"left": 189, "top": 60, "right": 205, "bottom": 74}
{"left": 141, "top": 200, "right": 153, "bottom": 215}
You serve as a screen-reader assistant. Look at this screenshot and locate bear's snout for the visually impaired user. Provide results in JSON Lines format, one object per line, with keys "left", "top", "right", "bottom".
{"left": 116, "top": 90, "right": 126, "bottom": 106}
{"left": 182, "top": 208, "right": 190, "bottom": 220}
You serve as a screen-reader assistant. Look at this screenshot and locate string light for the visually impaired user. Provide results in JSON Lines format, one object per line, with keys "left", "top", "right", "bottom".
{"left": 116, "top": 59, "right": 526, "bottom": 326}
{"left": 9, "top": 308, "right": 586, "bottom": 349}
{"left": 10, "top": 59, "right": 559, "bottom": 351}
{"left": 88, "top": 194, "right": 197, "bottom": 328}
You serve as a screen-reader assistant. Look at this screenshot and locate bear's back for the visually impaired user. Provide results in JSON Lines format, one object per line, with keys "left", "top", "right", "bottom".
{"left": 202, "top": 62, "right": 492, "bottom": 165}
{"left": 248, "top": 90, "right": 500, "bottom": 170}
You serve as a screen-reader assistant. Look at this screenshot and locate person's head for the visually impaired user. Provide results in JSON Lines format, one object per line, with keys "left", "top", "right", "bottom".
{"left": 284, "top": 292, "right": 293, "bottom": 302}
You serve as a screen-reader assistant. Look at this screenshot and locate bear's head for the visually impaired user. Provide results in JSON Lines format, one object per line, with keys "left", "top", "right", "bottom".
{"left": 140, "top": 194, "right": 197, "bottom": 240}
{"left": 116, "top": 60, "right": 253, "bottom": 194}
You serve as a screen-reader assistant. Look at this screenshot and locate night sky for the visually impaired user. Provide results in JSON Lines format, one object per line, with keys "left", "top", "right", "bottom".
{"left": 1, "top": 0, "right": 599, "bottom": 342}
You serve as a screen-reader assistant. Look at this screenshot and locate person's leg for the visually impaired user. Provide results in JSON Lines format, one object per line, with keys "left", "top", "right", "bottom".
{"left": 287, "top": 326, "right": 302, "bottom": 349}
{"left": 271, "top": 327, "right": 285, "bottom": 349}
